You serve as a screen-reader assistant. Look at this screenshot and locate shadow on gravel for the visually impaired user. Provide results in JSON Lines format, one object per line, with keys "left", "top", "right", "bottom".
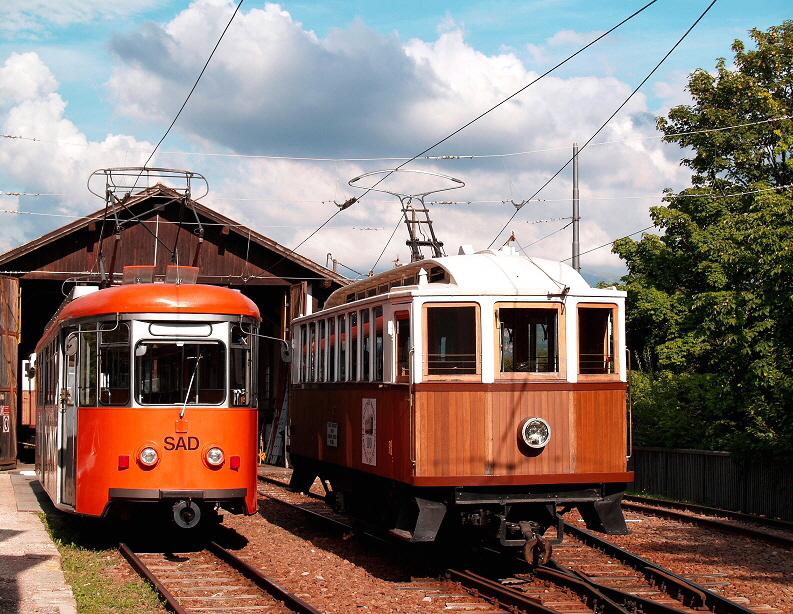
{"left": 43, "top": 507, "right": 248, "bottom": 554}
{"left": 250, "top": 496, "right": 484, "bottom": 582}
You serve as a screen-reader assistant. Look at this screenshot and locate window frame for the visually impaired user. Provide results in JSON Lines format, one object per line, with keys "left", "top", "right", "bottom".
{"left": 134, "top": 339, "right": 227, "bottom": 406}
{"left": 577, "top": 302, "right": 620, "bottom": 380}
{"left": 394, "top": 309, "right": 411, "bottom": 383}
{"left": 494, "top": 302, "right": 566, "bottom": 380}
{"left": 422, "top": 302, "right": 481, "bottom": 381}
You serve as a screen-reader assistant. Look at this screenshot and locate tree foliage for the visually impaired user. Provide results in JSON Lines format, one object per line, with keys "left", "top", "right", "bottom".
{"left": 614, "top": 22, "right": 793, "bottom": 457}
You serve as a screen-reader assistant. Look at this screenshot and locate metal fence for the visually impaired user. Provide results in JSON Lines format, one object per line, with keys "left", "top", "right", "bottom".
{"left": 629, "top": 447, "right": 793, "bottom": 521}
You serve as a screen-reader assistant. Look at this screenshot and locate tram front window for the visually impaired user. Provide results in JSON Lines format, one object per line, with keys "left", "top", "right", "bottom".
{"left": 499, "top": 307, "right": 558, "bottom": 373}
{"left": 425, "top": 305, "right": 478, "bottom": 376}
{"left": 136, "top": 341, "right": 226, "bottom": 405}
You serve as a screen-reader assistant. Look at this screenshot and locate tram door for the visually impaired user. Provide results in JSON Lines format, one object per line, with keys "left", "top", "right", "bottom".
{"left": 59, "top": 333, "right": 78, "bottom": 508}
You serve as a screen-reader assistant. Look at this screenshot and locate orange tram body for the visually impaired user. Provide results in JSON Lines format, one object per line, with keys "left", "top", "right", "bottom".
{"left": 34, "top": 267, "right": 261, "bottom": 528}
{"left": 288, "top": 247, "right": 632, "bottom": 561}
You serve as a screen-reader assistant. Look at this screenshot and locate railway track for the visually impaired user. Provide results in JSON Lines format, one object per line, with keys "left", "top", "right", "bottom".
{"left": 623, "top": 496, "right": 793, "bottom": 548}
{"left": 120, "top": 541, "right": 323, "bottom": 614}
{"left": 545, "top": 523, "right": 772, "bottom": 613}
{"left": 258, "top": 474, "right": 781, "bottom": 613}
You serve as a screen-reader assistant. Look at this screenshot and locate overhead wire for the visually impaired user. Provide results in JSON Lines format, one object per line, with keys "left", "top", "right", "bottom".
{"left": 368, "top": 214, "right": 407, "bottom": 274}
{"left": 91, "top": 0, "right": 244, "bottom": 279}
{"left": 2, "top": 114, "right": 788, "bottom": 166}
{"left": 5, "top": 183, "right": 789, "bottom": 222}
{"left": 0, "top": 0, "right": 760, "bottom": 277}
{"left": 346, "top": 0, "right": 660, "bottom": 206}
{"left": 140, "top": 0, "right": 244, "bottom": 170}
{"left": 488, "top": 0, "right": 719, "bottom": 249}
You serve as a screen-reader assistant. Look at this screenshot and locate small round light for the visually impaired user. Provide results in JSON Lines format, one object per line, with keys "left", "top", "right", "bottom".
{"left": 139, "top": 446, "right": 159, "bottom": 466}
{"left": 206, "top": 447, "right": 224, "bottom": 466}
{"left": 520, "top": 417, "right": 551, "bottom": 449}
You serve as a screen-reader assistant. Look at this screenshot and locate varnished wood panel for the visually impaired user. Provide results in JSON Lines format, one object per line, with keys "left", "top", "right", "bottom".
{"left": 414, "top": 390, "right": 489, "bottom": 477}
{"left": 290, "top": 385, "right": 412, "bottom": 482}
{"left": 292, "top": 382, "right": 629, "bottom": 485}
{"left": 574, "top": 389, "right": 628, "bottom": 473}
{"left": 489, "top": 389, "right": 572, "bottom": 476}
{"left": 415, "top": 383, "right": 628, "bottom": 479}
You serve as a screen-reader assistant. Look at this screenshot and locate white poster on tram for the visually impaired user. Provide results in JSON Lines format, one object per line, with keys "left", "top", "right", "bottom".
{"left": 362, "top": 398, "right": 376, "bottom": 466}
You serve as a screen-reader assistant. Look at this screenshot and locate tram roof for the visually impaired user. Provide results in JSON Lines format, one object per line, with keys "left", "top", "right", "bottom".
{"left": 56, "top": 283, "right": 260, "bottom": 323}
{"left": 323, "top": 247, "right": 623, "bottom": 309}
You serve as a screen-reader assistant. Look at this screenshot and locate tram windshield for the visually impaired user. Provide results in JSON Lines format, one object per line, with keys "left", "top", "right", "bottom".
{"left": 136, "top": 341, "right": 226, "bottom": 405}
{"left": 498, "top": 307, "right": 558, "bottom": 373}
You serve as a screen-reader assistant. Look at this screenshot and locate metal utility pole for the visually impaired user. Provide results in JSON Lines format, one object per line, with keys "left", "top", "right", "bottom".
{"left": 572, "top": 143, "right": 581, "bottom": 273}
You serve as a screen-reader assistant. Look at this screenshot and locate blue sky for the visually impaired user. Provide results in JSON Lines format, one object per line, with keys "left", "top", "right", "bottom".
{"left": 0, "top": 1, "right": 790, "bottom": 281}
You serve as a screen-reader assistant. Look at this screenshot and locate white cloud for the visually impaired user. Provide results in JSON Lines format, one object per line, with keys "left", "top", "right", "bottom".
{"left": 0, "top": 51, "right": 155, "bottom": 248}
{"left": 0, "top": 0, "right": 163, "bottom": 37}
{"left": 0, "top": 52, "right": 58, "bottom": 102}
{"left": 652, "top": 69, "right": 695, "bottom": 112}
{"left": 547, "top": 29, "right": 606, "bottom": 48}
{"left": 1, "top": 2, "right": 692, "bottom": 283}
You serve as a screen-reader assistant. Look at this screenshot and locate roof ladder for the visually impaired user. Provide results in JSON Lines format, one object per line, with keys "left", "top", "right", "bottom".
{"left": 347, "top": 169, "right": 465, "bottom": 263}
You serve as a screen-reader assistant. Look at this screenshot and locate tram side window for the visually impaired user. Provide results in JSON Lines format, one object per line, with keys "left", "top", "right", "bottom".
{"left": 230, "top": 324, "right": 255, "bottom": 407}
{"left": 78, "top": 330, "right": 97, "bottom": 406}
{"left": 328, "top": 318, "right": 336, "bottom": 380}
{"left": 374, "top": 306, "right": 383, "bottom": 381}
{"left": 350, "top": 312, "right": 358, "bottom": 381}
{"left": 99, "top": 323, "right": 130, "bottom": 405}
{"left": 308, "top": 322, "right": 317, "bottom": 382}
{"left": 578, "top": 307, "right": 615, "bottom": 375}
{"left": 425, "top": 305, "right": 478, "bottom": 376}
{"left": 46, "top": 340, "right": 58, "bottom": 405}
{"left": 499, "top": 308, "right": 558, "bottom": 373}
{"left": 338, "top": 314, "right": 347, "bottom": 381}
{"left": 37, "top": 343, "right": 56, "bottom": 406}
{"left": 136, "top": 341, "right": 226, "bottom": 405}
{"left": 299, "top": 324, "right": 308, "bottom": 383}
{"left": 318, "top": 319, "right": 326, "bottom": 382}
{"left": 361, "top": 309, "right": 370, "bottom": 381}
{"left": 395, "top": 311, "right": 410, "bottom": 382}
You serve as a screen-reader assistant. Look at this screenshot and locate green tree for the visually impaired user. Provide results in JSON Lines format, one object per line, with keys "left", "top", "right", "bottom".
{"left": 614, "top": 22, "right": 793, "bottom": 457}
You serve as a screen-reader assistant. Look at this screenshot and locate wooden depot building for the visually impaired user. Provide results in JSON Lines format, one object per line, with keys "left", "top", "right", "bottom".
{"left": 0, "top": 181, "right": 348, "bottom": 468}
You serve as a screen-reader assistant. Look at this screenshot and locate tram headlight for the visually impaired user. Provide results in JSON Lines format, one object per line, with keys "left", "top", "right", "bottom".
{"left": 519, "top": 417, "right": 551, "bottom": 449}
{"left": 137, "top": 444, "right": 160, "bottom": 468}
{"left": 204, "top": 445, "right": 225, "bottom": 467}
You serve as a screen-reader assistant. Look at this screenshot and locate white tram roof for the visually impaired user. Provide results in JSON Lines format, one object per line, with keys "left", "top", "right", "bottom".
{"left": 323, "top": 246, "right": 624, "bottom": 310}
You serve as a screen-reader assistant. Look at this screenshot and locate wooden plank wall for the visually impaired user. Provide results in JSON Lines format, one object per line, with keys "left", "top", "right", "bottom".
{"left": 414, "top": 384, "right": 628, "bottom": 478}
{"left": 290, "top": 386, "right": 413, "bottom": 482}
{"left": 291, "top": 383, "right": 629, "bottom": 484}
{"left": 574, "top": 389, "right": 628, "bottom": 473}
{"left": 0, "top": 276, "right": 18, "bottom": 466}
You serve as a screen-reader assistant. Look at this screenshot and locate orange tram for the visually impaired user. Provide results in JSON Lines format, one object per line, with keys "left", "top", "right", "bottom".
{"left": 34, "top": 266, "right": 260, "bottom": 528}
{"left": 288, "top": 246, "right": 632, "bottom": 563}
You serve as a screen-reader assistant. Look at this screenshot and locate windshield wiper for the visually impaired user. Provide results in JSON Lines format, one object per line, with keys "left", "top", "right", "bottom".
{"left": 180, "top": 351, "right": 203, "bottom": 419}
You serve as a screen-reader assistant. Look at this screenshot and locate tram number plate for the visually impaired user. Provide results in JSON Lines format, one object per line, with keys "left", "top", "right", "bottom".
{"left": 326, "top": 422, "right": 338, "bottom": 448}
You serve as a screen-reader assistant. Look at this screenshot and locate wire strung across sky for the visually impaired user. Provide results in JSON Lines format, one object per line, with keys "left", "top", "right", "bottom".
{"left": 487, "top": 0, "right": 719, "bottom": 249}
{"left": 346, "top": 0, "right": 660, "bottom": 212}
{"left": 3, "top": 0, "right": 783, "bottom": 273}
{"left": 4, "top": 115, "right": 791, "bottom": 163}
{"left": 236, "top": 0, "right": 664, "bottom": 278}
{"left": 140, "top": 1, "right": 244, "bottom": 170}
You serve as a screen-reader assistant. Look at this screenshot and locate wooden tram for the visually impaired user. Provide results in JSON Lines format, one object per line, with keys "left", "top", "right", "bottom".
{"left": 34, "top": 265, "right": 261, "bottom": 527}
{"left": 288, "top": 245, "right": 632, "bottom": 562}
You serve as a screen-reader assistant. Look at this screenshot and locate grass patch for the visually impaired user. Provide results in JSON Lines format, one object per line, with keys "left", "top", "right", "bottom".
{"left": 40, "top": 511, "right": 164, "bottom": 614}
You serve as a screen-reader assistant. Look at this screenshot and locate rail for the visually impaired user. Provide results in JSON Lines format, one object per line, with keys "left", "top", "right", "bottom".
{"left": 120, "top": 541, "right": 323, "bottom": 614}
